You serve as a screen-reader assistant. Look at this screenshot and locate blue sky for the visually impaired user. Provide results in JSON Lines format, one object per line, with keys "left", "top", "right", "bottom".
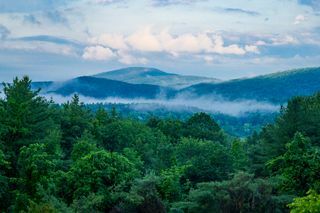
{"left": 0, "top": 0, "right": 319, "bottom": 81}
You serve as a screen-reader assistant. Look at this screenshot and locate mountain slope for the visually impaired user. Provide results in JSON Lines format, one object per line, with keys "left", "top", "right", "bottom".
{"left": 181, "top": 67, "right": 320, "bottom": 103}
{"left": 93, "top": 67, "right": 219, "bottom": 89}
{"left": 33, "top": 76, "right": 174, "bottom": 99}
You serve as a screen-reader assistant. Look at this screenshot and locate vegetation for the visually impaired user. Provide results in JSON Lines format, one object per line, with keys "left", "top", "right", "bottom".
{"left": 0, "top": 76, "right": 319, "bottom": 212}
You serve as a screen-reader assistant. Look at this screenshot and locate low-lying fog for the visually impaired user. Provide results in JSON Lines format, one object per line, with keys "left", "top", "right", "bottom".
{"left": 43, "top": 93, "right": 279, "bottom": 117}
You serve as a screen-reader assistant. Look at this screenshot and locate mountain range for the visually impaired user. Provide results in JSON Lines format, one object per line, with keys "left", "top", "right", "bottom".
{"left": 93, "top": 67, "right": 219, "bottom": 89}
{"left": 31, "top": 66, "right": 320, "bottom": 104}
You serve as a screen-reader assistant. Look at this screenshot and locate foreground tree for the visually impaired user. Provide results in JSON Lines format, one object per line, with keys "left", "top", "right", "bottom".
{"left": 267, "top": 132, "right": 320, "bottom": 196}
{"left": 289, "top": 190, "right": 320, "bottom": 213}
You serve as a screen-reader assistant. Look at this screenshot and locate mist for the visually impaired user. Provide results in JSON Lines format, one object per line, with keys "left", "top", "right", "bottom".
{"left": 43, "top": 93, "right": 279, "bottom": 117}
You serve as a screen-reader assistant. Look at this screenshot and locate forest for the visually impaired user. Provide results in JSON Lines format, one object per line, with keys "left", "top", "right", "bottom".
{"left": 0, "top": 76, "right": 320, "bottom": 212}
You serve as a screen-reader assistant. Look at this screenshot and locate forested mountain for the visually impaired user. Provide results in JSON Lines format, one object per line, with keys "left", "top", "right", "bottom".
{"left": 93, "top": 67, "right": 219, "bottom": 89}
{"left": 28, "top": 67, "right": 320, "bottom": 106}
{"left": 182, "top": 67, "right": 320, "bottom": 103}
{"left": 0, "top": 76, "right": 319, "bottom": 212}
{"left": 43, "top": 76, "right": 174, "bottom": 99}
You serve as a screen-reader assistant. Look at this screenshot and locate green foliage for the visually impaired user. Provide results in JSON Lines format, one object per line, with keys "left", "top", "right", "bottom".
{"left": 172, "top": 172, "right": 289, "bottom": 213}
{"left": 17, "top": 143, "right": 59, "bottom": 200}
{"left": 288, "top": 190, "right": 320, "bottom": 213}
{"left": 2, "top": 76, "right": 55, "bottom": 156}
{"left": 71, "top": 134, "right": 98, "bottom": 161}
{"left": 183, "top": 112, "right": 226, "bottom": 144}
{"left": 231, "top": 139, "right": 249, "bottom": 171}
{"left": 125, "top": 174, "right": 166, "bottom": 213}
{"left": 60, "top": 94, "right": 92, "bottom": 157}
{"left": 175, "top": 138, "right": 232, "bottom": 183}
{"left": 68, "top": 150, "right": 139, "bottom": 210}
{"left": 267, "top": 132, "right": 320, "bottom": 195}
{"left": 1, "top": 76, "right": 320, "bottom": 212}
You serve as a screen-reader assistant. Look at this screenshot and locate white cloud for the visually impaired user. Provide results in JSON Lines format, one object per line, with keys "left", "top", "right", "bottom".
{"left": 82, "top": 45, "right": 115, "bottom": 60}
{"left": 0, "top": 40, "right": 77, "bottom": 56}
{"left": 271, "top": 35, "right": 299, "bottom": 45}
{"left": 117, "top": 50, "right": 148, "bottom": 64}
{"left": 255, "top": 40, "right": 267, "bottom": 46}
{"left": 245, "top": 45, "right": 260, "bottom": 54}
{"left": 294, "top": 14, "right": 306, "bottom": 25}
{"left": 87, "top": 27, "right": 258, "bottom": 57}
{"left": 203, "top": 55, "right": 214, "bottom": 63}
{"left": 89, "top": 33, "right": 128, "bottom": 50}
{"left": 127, "top": 27, "right": 163, "bottom": 52}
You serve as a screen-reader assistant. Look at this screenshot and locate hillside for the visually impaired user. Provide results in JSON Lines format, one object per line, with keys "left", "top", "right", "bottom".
{"left": 93, "top": 67, "right": 219, "bottom": 89}
{"left": 182, "top": 67, "right": 320, "bottom": 103}
{"left": 39, "top": 76, "right": 174, "bottom": 99}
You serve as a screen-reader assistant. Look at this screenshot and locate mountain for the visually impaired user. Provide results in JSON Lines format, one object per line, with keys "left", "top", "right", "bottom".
{"left": 29, "top": 67, "right": 320, "bottom": 104}
{"left": 35, "top": 76, "right": 173, "bottom": 99}
{"left": 93, "top": 67, "right": 219, "bottom": 89}
{"left": 181, "top": 67, "right": 320, "bottom": 103}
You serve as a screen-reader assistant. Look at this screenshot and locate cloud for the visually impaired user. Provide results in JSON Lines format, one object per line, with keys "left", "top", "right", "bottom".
{"left": 202, "top": 55, "right": 214, "bottom": 63}
{"left": 245, "top": 45, "right": 260, "bottom": 53}
{"left": 293, "top": 14, "right": 306, "bottom": 25}
{"left": 0, "top": 0, "right": 68, "bottom": 13}
{"left": 117, "top": 50, "right": 148, "bottom": 64}
{"left": 17, "top": 35, "right": 82, "bottom": 47}
{"left": 23, "top": 14, "right": 41, "bottom": 25}
{"left": 221, "top": 8, "right": 260, "bottom": 16}
{"left": 44, "top": 93, "right": 279, "bottom": 117}
{"left": 0, "top": 40, "right": 77, "bottom": 56}
{"left": 152, "top": 0, "right": 205, "bottom": 7}
{"left": 127, "top": 28, "right": 163, "bottom": 52}
{"left": 82, "top": 45, "right": 116, "bottom": 60}
{"left": 89, "top": 33, "right": 129, "bottom": 50}
{"left": 88, "top": 28, "right": 258, "bottom": 56}
{"left": 298, "top": 0, "right": 320, "bottom": 11}
{"left": 0, "top": 25, "right": 10, "bottom": 40}
{"left": 45, "top": 10, "right": 69, "bottom": 25}
{"left": 271, "top": 35, "right": 299, "bottom": 45}
{"left": 93, "top": 0, "right": 126, "bottom": 4}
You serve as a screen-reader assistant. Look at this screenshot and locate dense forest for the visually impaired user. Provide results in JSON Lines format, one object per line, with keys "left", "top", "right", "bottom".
{"left": 0, "top": 76, "right": 320, "bottom": 212}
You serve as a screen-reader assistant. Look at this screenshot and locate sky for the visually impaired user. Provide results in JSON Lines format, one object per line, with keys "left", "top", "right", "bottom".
{"left": 0, "top": 0, "right": 319, "bottom": 81}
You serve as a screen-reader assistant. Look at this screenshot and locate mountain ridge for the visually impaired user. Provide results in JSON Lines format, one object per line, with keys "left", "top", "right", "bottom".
{"left": 182, "top": 67, "right": 320, "bottom": 103}
{"left": 93, "top": 67, "right": 220, "bottom": 89}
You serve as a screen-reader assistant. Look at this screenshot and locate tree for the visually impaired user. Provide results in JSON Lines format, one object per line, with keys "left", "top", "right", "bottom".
{"left": 175, "top": 138, "right": 232, "bottom": 183}
{"left": 123, "top": 174, "right": 166, "bottom": 213}
{"left": 183, "top": 112, "right": 226, "bottom": 144}
{"left": 1, "top": 76, "right": 55, "bottom": 157}
{"left": 231, "top": 139, "right": 249, "bottom": 171}
{"left": 15, "top": 143, "right": 60, "bottom": 211}
{"left": 71, "top": 134, "right": 98, "bottom": 162}
{"left": 60, "top": 94, "right": 92, "bottom": 157}
{"left": 288, "top": 190, "right": 320, "bottom": 213}
{"left": 0, "top": 148, "right": 10, "bottom": 210}
{"left": 68, "top": 150, "right": 140, "bottom": 211}
{"left": 171, "top": 172, "right": 290, "bottom": 213}
{"left": 98, "top": 119, "right": 172, "bottom": 171}
{"left": 267, "top": 132, "right": 320, "bottom": 196}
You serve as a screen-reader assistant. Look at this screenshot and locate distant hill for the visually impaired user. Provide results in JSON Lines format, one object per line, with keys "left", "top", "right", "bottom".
{"left": 28, "top": 67, "right": 320, "bottom": 104}
{"left": 35, "top": 76, "right": 173, "bottom": 99}
{"left": 181, "top": 67, "right": 320, "bottom": 103}
{"left": 93, "top": 67, "right": 219, "bottom": 89}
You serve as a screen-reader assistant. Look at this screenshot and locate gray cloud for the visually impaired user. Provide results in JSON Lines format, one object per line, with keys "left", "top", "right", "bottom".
{"left": 152, "top": 0, "right": 206, "bottom": 7}
{"left": 45, "top": 10, "right": 69, "bottom": 26}
{"left": 298, "top": 0, "right": 320, "bottom": 11}
{"left": 0, "top": 25, "right": 10, "bottom": 40}
{"left": 0, "top": 0, "right": 68, "bottom": 13}
{"left": 221, "top": 8, "right": 260, "bottom": 16}
{"left": 23, "top": 14, "right": 41, "bottom": 25}
{"left": 16, "top": 35, "right": 83, "bottom": 47}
